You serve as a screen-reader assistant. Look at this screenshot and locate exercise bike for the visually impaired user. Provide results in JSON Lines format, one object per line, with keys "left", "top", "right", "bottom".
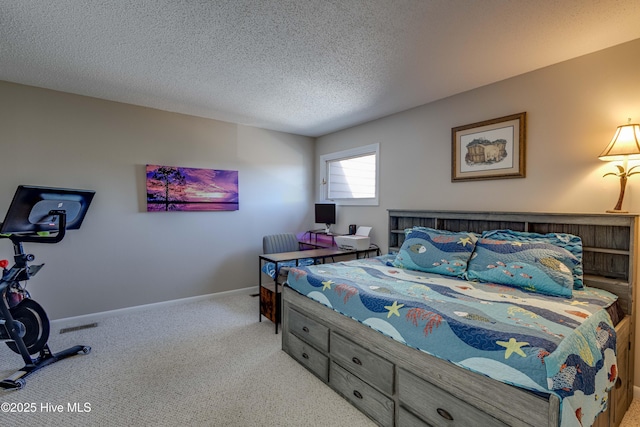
{"left": 0, "top": 185, "right": 95, "bottom": 390}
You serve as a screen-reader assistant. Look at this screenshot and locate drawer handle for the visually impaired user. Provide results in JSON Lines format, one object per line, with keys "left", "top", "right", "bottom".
{"left": 437, "top": 408, "right": 453, "bottom": 421}
{"left": 302, "top": 326, "right": 309, "bottom": 333}
{"left": 615, "top": 377, "right": 622, "bottom": 389}
{"left": 302, "top": 352, "right": 309, "bottom": 360}
{"left": 353, "top": 390, "right": 363, "bottom": 400}
{"left": 352, "top": 356, "right": 362, "bottom": 365}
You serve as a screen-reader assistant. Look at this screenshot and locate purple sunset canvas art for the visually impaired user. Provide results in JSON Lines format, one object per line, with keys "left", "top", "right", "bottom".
{"left": 146, "top": 165, "right": 239, "bottom": 212}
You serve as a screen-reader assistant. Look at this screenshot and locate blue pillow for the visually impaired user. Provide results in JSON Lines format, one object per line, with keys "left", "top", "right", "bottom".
{"left": 392, "top": 227, "right": 477, "bottom": 277}
{"left": 466, "top": 236, "right": 579, "bottom": 297}
{"left": 261, "top": 258, "right": 316, "bottom": 279}
{"left": 483, "top": 229, "right": 584, "bottom": 289}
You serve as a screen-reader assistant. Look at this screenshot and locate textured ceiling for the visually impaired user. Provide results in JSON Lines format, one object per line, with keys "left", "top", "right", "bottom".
{"left": 2, "top": 1, "right": 640, "bottom": 137}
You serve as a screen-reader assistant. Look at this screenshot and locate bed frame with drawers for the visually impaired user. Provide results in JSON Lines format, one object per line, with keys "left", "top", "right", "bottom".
{"left": 282, "top": 210, "right": 636, "bottom": 427}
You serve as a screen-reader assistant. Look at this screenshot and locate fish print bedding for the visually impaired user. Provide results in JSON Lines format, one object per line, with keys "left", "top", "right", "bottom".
{"left": 286, "top": 255, "right": 617, "bottom": 427}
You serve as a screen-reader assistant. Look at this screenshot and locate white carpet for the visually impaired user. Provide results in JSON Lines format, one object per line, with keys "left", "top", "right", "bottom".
{"left": 0, "top": 291, "right": 375, "bottom": 426}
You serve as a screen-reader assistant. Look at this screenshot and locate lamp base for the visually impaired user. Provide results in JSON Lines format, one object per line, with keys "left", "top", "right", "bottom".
{"left": 606, "top": 209, "right": 629, "bottom": 213}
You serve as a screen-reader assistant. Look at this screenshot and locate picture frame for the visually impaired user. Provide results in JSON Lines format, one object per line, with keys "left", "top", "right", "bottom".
{"left": 146, "top": 164, "right": 239, "bottom": 212}
{"left": 451, "top": 112, "right": 526, "bottom": 182}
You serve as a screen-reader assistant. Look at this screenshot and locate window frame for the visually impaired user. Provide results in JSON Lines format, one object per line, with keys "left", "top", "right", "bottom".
{"left": 319, "top": 143, "right": 380, "bottom": 206}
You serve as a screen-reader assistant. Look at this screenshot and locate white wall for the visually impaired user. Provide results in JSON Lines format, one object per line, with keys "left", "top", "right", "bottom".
{"left": 315, "top": 38, "right": 640, "bottom": 388}
{"left": 0, "top": 81, "right": 315, "bottom": 319}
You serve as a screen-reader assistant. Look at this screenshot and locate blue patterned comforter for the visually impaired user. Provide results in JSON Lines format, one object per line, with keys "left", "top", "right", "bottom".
{"left": 286, "top": 255, "right": 618, "bottom": 427}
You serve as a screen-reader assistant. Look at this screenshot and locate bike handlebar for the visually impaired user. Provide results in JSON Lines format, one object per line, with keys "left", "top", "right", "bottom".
{"left": 0, "top": 210, "right": 67, "bottom": 245}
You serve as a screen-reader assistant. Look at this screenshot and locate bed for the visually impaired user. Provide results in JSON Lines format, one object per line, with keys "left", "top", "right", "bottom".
{"left": 281, "top": 210, "right": 636, "bottom": 427}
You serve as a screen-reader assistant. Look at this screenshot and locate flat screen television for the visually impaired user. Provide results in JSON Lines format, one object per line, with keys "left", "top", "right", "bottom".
{"left": 315, "top": 203, "right": 336, "bottom": 232}
{"left": 0, "top": 185, "right": 95, "bottom": 234}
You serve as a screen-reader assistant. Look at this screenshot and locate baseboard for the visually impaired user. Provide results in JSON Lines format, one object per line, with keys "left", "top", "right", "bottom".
{"left": 635, "top": 385, "right": 640, "bottom": 400}
{"left": 51, "top": 286, "right": 255, "bottom": 330}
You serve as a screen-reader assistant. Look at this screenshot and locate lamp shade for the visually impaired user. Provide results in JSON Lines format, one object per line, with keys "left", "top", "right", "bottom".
{"left": 599, "top": 122, "right": 640, "bottom": 161}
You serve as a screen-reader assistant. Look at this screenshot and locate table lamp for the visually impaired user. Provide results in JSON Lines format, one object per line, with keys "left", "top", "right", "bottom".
{"left": 598, "top": 118, "right": 640, "bottom": 212}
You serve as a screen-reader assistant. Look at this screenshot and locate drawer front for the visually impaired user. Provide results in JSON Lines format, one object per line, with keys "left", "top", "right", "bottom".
{"left": 286, "top": 332, "right": 329, "bottom": 382}
{"left": 330, "top": 362, "right": 394, "bottom": 427}
{"left": 287, "top": 308, "right": 329, "bottom": 352}
{"left": 398, "top": 407, "right": 430, "bottom": 427}
{"left": 398, "top": 369, "right": 508, "bottom": 427}
{"left": 331, "top": 332, "right": 394, "bottom": 395}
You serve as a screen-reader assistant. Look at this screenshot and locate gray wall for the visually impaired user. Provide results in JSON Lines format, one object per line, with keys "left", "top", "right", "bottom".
{"left": 0, "top": 81, "right": 315, "bottom": 319}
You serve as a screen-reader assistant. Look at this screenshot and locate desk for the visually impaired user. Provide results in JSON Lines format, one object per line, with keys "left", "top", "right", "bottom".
{"left": 259, "top": 246, "right": 380, "bottom": 333}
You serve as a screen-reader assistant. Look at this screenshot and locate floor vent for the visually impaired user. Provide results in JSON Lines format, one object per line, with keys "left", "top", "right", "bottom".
{"left": 59, "top": 322, "right": 98, "bottom": 334}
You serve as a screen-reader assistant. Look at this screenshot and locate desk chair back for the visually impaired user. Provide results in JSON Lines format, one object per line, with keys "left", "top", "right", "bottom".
{"left": 263, "top": 233, "right": 299, "bottom": 254}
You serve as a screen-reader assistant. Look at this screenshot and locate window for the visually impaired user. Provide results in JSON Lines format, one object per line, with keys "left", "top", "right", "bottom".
{"left": 320, "top": 143, "right": 379, "bottom": 206}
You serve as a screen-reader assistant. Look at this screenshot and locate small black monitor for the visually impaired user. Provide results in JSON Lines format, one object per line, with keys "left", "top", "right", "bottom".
{"left": 315, "top": 203, "right": 336, "bottom": 226}
{"left": 0, "top": 185, "right": 95, "bottom": 234}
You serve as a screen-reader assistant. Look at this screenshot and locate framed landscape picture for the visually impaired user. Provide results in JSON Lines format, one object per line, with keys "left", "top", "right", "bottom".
{"left": 451, "top": 112, "right": 526, "bottom": 182}
{"left": 146, "top": 164, "right": 238, "bottom": 211}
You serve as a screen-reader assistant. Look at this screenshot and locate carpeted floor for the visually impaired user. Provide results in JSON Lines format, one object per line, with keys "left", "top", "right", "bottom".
{"left": 0, "top": 291, "right": 638, "bottom": 426}
{"left": 0, "top": 291, "right": 374, "bottom": 426}
{"left": 620, "top": 397, "right": 640, "bottom": 427}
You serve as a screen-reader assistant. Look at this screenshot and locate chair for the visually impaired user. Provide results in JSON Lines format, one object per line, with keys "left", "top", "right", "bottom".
{"left": 261, "top": 233, "right": 315, "bottom": 279}
{"left": 263, "top": 233, "right": 300, "bottom": 254}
